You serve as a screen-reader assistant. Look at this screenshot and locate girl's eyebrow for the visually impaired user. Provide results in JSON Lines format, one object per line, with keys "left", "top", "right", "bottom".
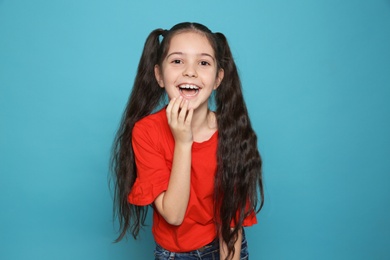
{"left": 166, "top": 52, "right": 215, "bottom": 61}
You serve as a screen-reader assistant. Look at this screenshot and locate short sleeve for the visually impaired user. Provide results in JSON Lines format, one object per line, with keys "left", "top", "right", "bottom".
{"left": 229, "top": 210, "right": 258, "bottom": 227}
{"left": 230, "top": 200, "right": 258, "bottom": 227}
{"left": 241, "top": 210, "right": 257, "bottom": 227}
{"left": 128, "top": 122, "right": 170, "bottom": 206}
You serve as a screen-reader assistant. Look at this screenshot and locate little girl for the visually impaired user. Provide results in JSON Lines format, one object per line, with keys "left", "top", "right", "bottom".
{"left": 112, "top": 22, "right": 264, "bottom": 260}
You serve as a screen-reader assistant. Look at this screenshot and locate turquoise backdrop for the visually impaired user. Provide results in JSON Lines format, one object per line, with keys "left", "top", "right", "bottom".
{"left": 1, "top": 0, "right": 389, "bottom": 259}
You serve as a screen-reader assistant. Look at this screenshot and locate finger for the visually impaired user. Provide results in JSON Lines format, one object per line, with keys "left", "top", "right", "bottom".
{"left": 185, "top": 107, "right": 194, "bottom": 126}
{"left": 170, "top": 96, "right": 183, "bottom": 124}
{"left": 178, "top": 99, "right": 189, "bottom": 123}
{"left": 166, "top": 97, "right": 176, "bottom": 123}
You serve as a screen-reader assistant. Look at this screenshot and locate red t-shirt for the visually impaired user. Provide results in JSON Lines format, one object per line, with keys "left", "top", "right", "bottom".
{"left": 128, "top": 108, "right": 257, "bottom": 252}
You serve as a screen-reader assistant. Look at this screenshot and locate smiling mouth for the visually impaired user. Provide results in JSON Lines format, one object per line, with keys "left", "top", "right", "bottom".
{"left": 178, "top": 84, "right": 200, "bottom": 97}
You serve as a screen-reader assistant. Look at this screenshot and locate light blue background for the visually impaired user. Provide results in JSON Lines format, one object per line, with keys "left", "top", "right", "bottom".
{"left": 1, "top": 0, "right": 389, "bottom": 259}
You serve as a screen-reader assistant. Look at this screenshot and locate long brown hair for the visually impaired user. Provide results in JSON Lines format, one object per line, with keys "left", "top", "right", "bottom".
{"left": 111, "top": 22, "right": 264, "bottom": 259}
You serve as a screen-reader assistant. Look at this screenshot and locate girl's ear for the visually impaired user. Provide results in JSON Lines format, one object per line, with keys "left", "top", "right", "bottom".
{"left": 154, "top": 65, "right": 164, "bottom": 88}
{"left": 214, "top": 68, "right": 224, "bottom": 89}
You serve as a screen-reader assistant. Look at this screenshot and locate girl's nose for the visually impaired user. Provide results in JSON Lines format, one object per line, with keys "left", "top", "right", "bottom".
{"left": 182, "top": 65, "right": 197, "bottom": 78}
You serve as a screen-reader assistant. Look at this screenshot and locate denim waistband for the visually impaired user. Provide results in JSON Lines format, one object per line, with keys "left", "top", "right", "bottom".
{"left": 196, "top": 238, "right": 219, "bottom": 252}
{"left": 154, "top": 238, "right": 219, "bottom": 259}
{"left": 154, "top": 230, "right": 248, "bottom": 259}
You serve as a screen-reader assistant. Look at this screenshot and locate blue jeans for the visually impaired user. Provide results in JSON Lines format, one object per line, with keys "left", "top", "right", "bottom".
{"left": 154, "top": 232, "right": 249, "bottom": 260}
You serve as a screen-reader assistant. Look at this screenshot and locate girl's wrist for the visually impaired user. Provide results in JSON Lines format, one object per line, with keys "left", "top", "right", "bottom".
{"left": 175, "top": 140, "right": 193, "bottom": 149}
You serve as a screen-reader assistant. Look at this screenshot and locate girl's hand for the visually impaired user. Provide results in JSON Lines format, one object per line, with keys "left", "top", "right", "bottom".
{"left": 155, "top": 96, "right": 193, "bottom": 226}
{"left": 166, "top": 96, "right": 194, "bottom": 144}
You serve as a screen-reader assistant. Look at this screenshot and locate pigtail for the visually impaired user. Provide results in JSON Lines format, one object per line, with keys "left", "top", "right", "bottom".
{"left": 111, "top": 28, "right": 166, "bottom": 242}
{"left": 214, "top": 32, "right": 264, "bottom": 259}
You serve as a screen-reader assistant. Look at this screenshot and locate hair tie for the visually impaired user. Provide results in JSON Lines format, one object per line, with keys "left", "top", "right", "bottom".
{"left": 162, "top": 29, "right": 169, "bottom": 37}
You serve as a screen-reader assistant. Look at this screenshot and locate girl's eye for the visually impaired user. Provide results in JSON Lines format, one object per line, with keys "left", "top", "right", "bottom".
{"left": 171, "top": 59, "right": 182, "bottom": 64}
{"left": 200, "top": 61, "right": 210, "bottom": 66}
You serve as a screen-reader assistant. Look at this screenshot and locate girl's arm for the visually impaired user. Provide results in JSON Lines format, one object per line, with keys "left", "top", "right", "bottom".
{"left": 219, "top": 228, "right": 243, "bottom": 260}
{"left": 154, "top": 97, "right": 194, "bottom": 225}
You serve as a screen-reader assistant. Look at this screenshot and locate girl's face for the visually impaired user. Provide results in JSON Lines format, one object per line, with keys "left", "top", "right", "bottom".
{"left": 155, "top": 31, "right": 224, "bottom": 111}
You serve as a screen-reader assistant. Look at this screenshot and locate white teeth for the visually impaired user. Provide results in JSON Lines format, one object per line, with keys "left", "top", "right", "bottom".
{"left": 179, "top": 84, "right": 199, "bottom": 90}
